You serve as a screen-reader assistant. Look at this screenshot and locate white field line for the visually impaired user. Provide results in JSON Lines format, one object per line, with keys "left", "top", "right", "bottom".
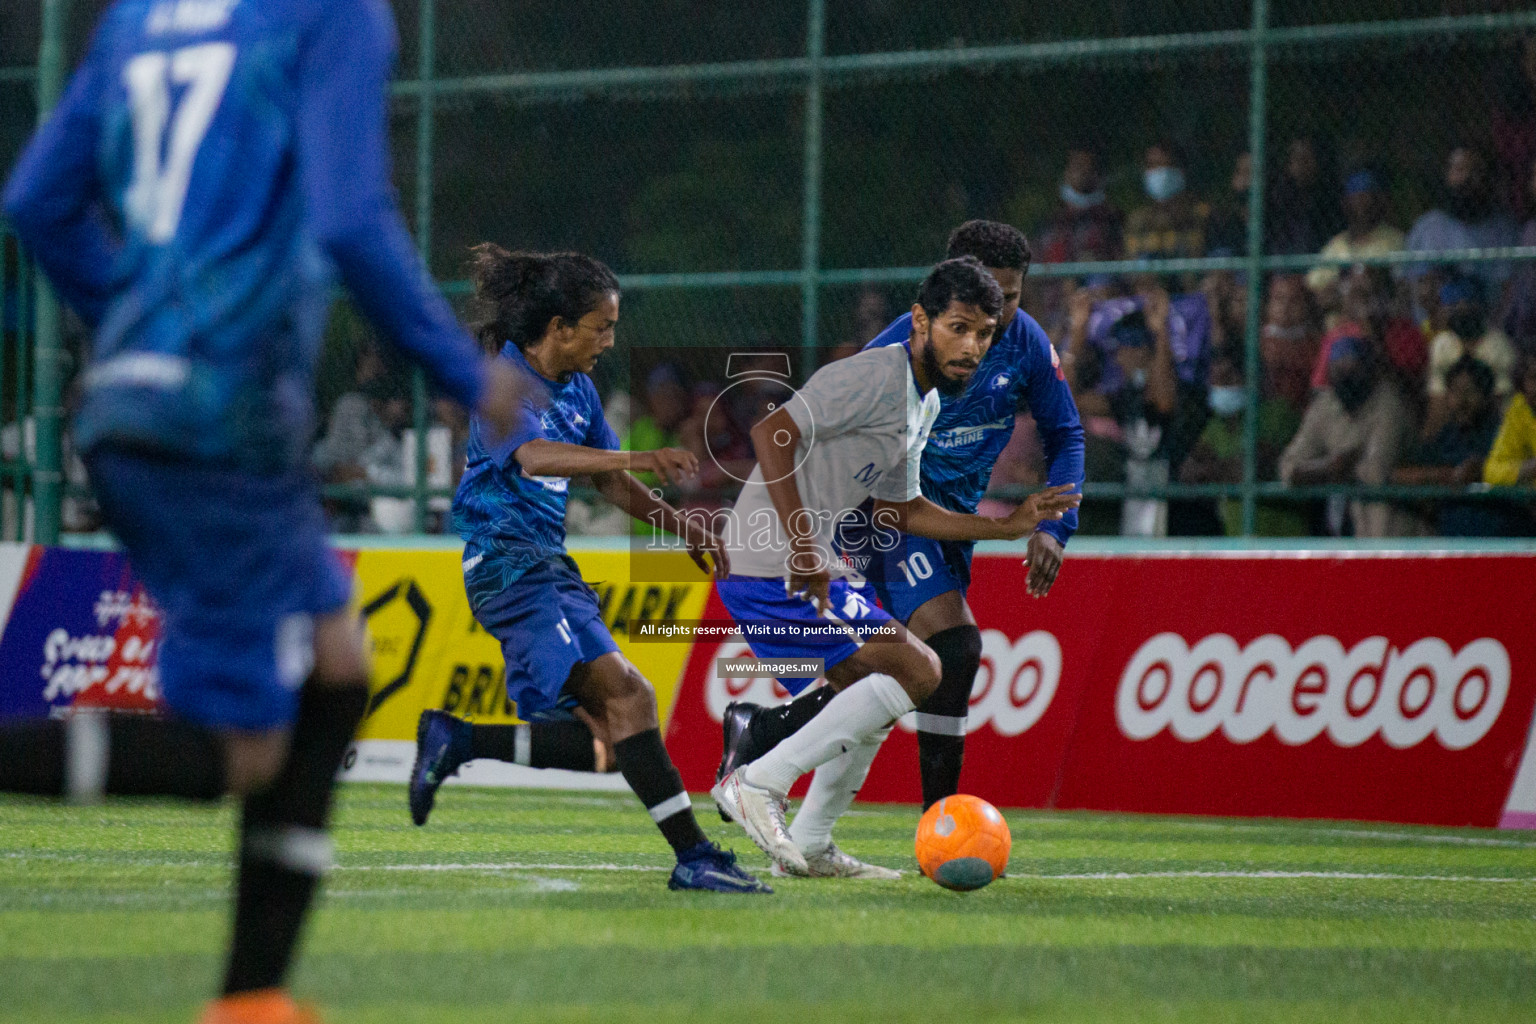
{"left": 341, "top": 861, "right": 669, "bottom": 873}
{"left": 5, "top": 851, "right": 1533, "bottom": 883}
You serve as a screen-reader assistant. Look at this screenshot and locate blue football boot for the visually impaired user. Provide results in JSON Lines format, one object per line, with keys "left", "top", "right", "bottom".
{"left": 668, "top": 841, "right": 773, "bottom": 893}
{"left": 409, "top": 709, "right": 470, "bottom": 826}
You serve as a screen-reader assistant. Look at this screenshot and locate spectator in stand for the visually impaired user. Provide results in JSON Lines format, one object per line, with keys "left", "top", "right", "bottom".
{"left": 1179, "top": 350, "right": 1307, "bottom": 536}
{"left": 1279, "top": 334, "right": 1419, "bottom": 537}
{"left": 1423, "top": 276, "right": 1517, "bottom": 438}
{"left": 1205, "top": 153, "right": 1253, "bottom": 257}
{"left": 1061, "top": 286, "right": 1179, "bottom": 483}
{"left": 1504, "top": 156, "right": 1536, "bottom": 355}
{"left": 1199, "top": 269, "right": 1247, "bottom": 359}
{"left": 1267, "top": 136, "right": 1342, "bottom": 257}
{"left": 1259, "top": 275, "right": 1323, "bottom": 405}
{"left": 1038, "top": 146, "right": 1123, "bottom": 264}
{"left": 1485, "top": 355, "right": 1536, "bottom": 487}
{"left": 1393, "top": 356, "right": 1524, "bottom": 536}
{"left": 1307, "top": 171, "right": 1404, "bottom": 314}
{"left": 623, "top": 363, "right": 690, "bottom": 486}
{"left": 1124, "top": 141, "right": 1210, "bottom": 262}
{"left": 1404, "top": 145, "right": 1520, "bottom": 321}
{"left": 1492, "top": 35, "right": 1536, "bottom": 222}
{"left": 1311, "top": 266, "right": 1428, "bottom": 396}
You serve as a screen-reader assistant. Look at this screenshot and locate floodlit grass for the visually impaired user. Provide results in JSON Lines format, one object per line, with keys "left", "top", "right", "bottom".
{"left": 3, "top": 785, "right": 1535, "bottom": 1023}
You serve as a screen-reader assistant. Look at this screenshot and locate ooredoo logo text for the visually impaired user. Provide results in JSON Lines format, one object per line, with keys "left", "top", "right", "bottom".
{"left": 1116, "top": 633, "right": 1510, "bottom": 750}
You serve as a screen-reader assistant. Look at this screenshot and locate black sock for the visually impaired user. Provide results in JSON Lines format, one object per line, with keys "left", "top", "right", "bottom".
{"left": 469, "top": 721, "right": 597, "bottom": 772}
{"left": 0, "top": 712, "right": 225, "bottom": 799}
{"left": 916, "top": 625, "right": 982, "bottom": 810}
{"left": 744, "top": 686, "right": 834, "bottom": 762}
{"left": 613, "top": 728, "right": 707, "bottom": 855}
{"left": 223, "top": 682, "right": 367, "bottom": 996}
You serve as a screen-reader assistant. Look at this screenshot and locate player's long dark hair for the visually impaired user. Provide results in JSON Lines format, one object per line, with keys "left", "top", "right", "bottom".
{"left": 467, "top": 243, "right": 620, "bottom": 353}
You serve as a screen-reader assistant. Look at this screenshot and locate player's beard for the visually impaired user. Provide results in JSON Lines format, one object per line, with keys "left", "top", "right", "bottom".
{"left": 921, "top": 332, "right": 974, "bottom": 397}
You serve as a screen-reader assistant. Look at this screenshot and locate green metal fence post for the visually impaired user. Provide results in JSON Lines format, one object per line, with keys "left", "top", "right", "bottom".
{"left": 1239, "top": 0, "right": 1269, "bottom": 538}
{"left": 31, "top": 0, "right": 69, "bottom": 545}
{"left": 411, "top": 0, "right": 437, "bottom": 533}
{"left": 800, "top": 0, "right": 825, "bottom": 376}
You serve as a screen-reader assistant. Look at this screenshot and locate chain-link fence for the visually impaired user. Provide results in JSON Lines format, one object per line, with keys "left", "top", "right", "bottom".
{"left": 3, "top": 0, "right": 1536, "bottom": 540}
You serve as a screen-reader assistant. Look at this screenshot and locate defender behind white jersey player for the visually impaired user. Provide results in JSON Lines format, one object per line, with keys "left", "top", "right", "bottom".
{"left": 708, "top": 257, "right": 1079, "bottom": 876}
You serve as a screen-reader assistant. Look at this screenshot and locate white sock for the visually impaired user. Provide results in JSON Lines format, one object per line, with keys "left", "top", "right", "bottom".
{"left": 744, "top": 673, "right": 914, "bottom": 797}
{"left": 789, "top": 722, "right": 891, "bottom": 854}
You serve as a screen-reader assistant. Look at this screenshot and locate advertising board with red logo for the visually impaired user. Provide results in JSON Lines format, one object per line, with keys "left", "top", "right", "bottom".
{"left": 664, "top": 551, "right": 1536, "bottom": 829}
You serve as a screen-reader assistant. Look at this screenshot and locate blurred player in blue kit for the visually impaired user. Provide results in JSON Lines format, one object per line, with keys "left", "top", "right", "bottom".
{"left": 709, "top": 256, "right": 1081, "bottom": 876}
{"left": 406, "top": 244, "right": 769, "bottom": 895}
{"left": 717, "top": 222, "right": 1086, "bottom": 836}
{"left": 0, "top": 1, "right": 526, "bottom": 1021}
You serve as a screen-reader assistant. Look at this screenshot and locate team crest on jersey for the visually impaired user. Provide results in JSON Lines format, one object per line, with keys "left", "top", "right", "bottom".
{"left": 991, "top": 373, "right": 1011, "bottom": 391}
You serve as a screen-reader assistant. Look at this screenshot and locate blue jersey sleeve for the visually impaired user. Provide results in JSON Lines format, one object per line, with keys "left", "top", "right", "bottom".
{"left": 863, "top": 313, "right": 913, "bottom": 351}
{"left": 1, "top": 20, "right": 120, "bottom": 327}
{"left": 1017, "top": 317, "right": 1085, "bottom": 545}
{"left": 297, "top": 0, "right": 485, "bottom": 409}
{"left": 582, "top": 379, "right": 621, "bottom": 451}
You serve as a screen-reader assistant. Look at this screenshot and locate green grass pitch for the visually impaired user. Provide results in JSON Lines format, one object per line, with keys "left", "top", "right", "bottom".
{"left": 3, "top": 784, "right": 1536, "bottom": 1023}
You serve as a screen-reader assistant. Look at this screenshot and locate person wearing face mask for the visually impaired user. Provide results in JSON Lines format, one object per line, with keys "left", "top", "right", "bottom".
{"left": 1038, "top": 147, "right": 1124, "bottom": 265}
{"left": 1179, "top": 352, "right": 1306, "bottom": 536}
{"left": 1125, "top": 141, "right": 1211, "bottom": 265}
{"left": 1403, "top": 146, "right": 1519, "bottom": 320}
{"left": 1423, "top": 276, "right": 1517, "bottom": 439}
{"left": 1279, "top": 335, "right": 1420, "bottom": 537}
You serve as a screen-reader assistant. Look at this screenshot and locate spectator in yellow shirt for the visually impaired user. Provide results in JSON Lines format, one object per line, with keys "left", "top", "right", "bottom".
{"left": 1307, "top": 170, "right": 1404, "bottom": 318}
{"left": 1484, "top": 356, "right": 1536, "bottom": 486}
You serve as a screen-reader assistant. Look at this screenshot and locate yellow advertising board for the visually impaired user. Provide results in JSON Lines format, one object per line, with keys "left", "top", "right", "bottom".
{"left": 350, "top": 547, "right": 711, "bottom": 743}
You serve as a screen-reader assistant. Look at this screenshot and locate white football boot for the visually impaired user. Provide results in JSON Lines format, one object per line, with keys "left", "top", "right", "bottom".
{"left": 772, "top": 841, "right": 902, "bottom": 880}
{"left": 711, "top": 767, "right": 807, "bottom": 875}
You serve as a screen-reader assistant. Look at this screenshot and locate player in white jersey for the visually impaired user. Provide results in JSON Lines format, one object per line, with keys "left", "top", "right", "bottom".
{"left": 707, "top": 257, "right": 1079, "bottom": 875}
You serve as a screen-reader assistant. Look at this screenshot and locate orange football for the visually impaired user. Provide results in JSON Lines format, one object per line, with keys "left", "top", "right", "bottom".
{"left": 915, "top": 794, "right": 1011, "bottom": 891}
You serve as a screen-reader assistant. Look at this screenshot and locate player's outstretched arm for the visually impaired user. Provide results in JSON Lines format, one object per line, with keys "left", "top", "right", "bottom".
{"left": 515, "top": 440, "right": 699, "bottom": 484}
{"left": 873, "top": 485, "right": 1081, "bottom": 543}
{"left": 592, "top": 469, "right": 730, "bottom": 579}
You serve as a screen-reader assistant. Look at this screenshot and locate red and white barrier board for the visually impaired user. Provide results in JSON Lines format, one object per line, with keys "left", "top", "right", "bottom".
{"left": 1, "top": 540, "right": 1532, "bottom": 828}
{"left": 664, "top": 551, "right": 1536, "bottom": 829}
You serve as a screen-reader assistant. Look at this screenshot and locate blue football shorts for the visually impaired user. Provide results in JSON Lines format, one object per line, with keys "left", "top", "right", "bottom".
{"left": 85, "top": 446, "right": 352, "bottom": 732}
{"left": 467, "top": 554, "right": 619, "bottom": 722}
{"left": 838, "top": 518, "right": 973, "bottom": 625}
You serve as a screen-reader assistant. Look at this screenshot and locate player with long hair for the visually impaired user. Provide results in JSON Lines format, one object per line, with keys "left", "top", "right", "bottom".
{"left": 0, "top": 2, "right": 525, "bottom": 1020}
{"left": 406, "top": 244, "right": 769, "bottom": 894}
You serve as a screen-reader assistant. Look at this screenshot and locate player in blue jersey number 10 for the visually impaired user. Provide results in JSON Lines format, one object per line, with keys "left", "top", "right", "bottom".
{"left": 0, "top": 2, "right": 531, "bottom": 1022}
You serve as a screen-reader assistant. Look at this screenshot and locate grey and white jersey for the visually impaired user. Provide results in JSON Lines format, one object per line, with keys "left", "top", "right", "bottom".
{"left": 723, "top": 344, "right": 940, "bottom": 579}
